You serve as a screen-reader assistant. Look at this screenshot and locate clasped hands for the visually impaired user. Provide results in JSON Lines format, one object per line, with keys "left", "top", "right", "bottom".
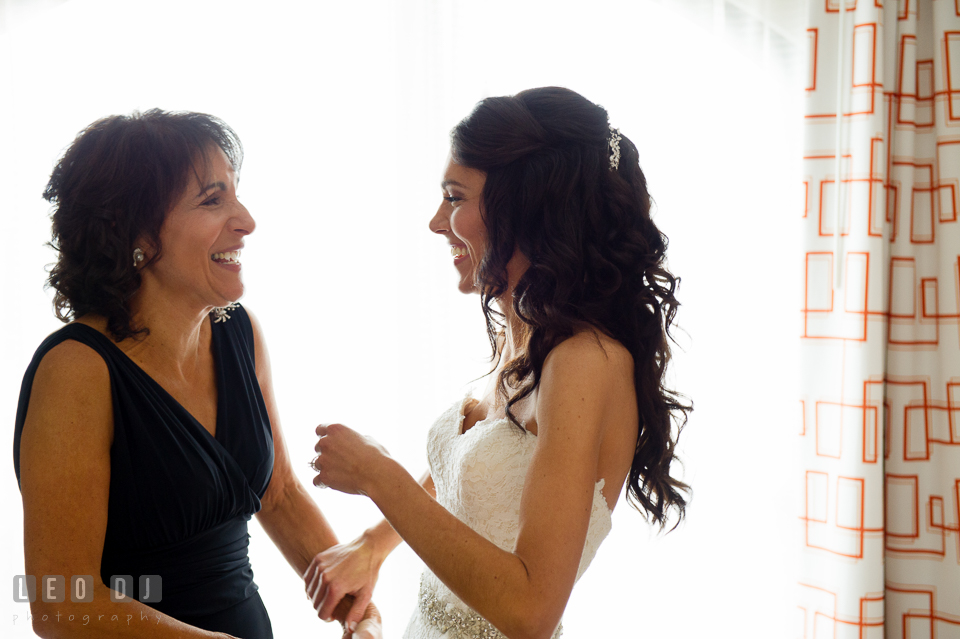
{"left": 305, "top": 423, "right": 392, "bottom": 639}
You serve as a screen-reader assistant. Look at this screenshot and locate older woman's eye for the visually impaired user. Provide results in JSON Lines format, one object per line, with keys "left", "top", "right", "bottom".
{"left": 202, "top": 196, "right": 221, "bottom": 206}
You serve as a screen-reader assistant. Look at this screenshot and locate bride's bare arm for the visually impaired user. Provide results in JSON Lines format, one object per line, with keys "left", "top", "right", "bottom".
{"left": 304, "top": 472, "right": 435, "bottom": 621}
{"left": 314, "top": 334, "right": 630, "bottom": 639}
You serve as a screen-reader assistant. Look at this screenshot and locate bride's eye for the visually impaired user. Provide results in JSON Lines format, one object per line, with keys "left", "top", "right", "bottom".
{"left": 444, "top": 196, "right": 462, "bottom": 204}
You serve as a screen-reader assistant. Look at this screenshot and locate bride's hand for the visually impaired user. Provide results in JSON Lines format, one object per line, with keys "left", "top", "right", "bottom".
{"left": 312, "top": 423, "right": 390, "bottom": 496}
{"left": 343, "top": 603, "right": 382, "bottom": 639}
{"left": 304, "top": 535, "right": 382, "bottom": 627}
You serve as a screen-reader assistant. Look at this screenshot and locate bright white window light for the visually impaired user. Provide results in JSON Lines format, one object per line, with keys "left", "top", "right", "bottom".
{"left": 1, "top": 1, "right": 802, "bottom": 637}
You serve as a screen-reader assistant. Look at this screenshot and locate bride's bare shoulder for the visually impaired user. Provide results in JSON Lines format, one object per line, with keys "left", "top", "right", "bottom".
{"left": 544, "top": 329, "right": 634, "bottom": 376}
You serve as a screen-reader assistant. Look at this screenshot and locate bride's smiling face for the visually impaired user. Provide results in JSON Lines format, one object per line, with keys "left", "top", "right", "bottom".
{"left": 430, "top": 156, "right": 488, "bottom": 294}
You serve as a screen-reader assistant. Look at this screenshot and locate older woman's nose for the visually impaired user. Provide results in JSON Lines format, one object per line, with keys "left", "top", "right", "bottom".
{"left": 234, "top": 203, "right": 256, "bottom": 235}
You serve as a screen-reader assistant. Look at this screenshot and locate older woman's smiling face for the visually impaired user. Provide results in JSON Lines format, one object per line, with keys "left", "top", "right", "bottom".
{"left": 141, "top": 146, "right": 255, "bottom": 311}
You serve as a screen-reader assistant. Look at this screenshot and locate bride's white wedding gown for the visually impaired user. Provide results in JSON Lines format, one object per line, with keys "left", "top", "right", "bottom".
{"left": 403, "top": 395, "right": 614, "bottom": 639}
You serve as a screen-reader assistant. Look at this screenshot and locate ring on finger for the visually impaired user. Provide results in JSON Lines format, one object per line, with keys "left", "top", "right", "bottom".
{"left": 309, "top": 455, "right": 327, "bottom": 488}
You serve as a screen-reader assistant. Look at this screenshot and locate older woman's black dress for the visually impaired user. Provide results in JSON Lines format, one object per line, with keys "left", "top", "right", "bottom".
{"left": 13, "top": 304, "right": 275, "bottom": 639}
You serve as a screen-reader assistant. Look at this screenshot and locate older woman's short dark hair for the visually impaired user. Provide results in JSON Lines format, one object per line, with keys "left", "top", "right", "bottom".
{"left": 43, "top": 109, "right": 243, "bottom": 341}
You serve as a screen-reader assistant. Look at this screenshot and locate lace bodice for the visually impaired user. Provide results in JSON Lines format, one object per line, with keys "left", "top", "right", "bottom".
{"left": 403, "top": 395, "right": 614, "bottom": 639}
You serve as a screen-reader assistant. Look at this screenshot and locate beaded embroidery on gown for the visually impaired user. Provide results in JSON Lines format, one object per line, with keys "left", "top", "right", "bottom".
{"left": 403, "top": 395, "right": 614, "bottom": 639}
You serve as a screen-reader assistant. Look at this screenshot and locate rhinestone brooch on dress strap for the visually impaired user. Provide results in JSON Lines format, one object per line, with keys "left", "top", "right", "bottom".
{"left": 210, "top": 303, "right": 239, "bottom": 323}
{"left": 418, "top": 575, "right": 562, "bottom": 639}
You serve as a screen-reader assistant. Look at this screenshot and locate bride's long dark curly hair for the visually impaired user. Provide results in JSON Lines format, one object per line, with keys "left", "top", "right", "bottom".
{"left": 450, "top": 87, "right": 691, "bottom": 528}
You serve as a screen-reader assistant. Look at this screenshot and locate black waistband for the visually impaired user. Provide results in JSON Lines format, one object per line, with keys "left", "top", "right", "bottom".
{"left": 100, "top": 516, "right": 258, "bottom": 618}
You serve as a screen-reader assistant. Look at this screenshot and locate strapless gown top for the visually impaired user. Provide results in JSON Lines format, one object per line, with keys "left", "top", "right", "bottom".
{"left": 403, "top": 395, "right": 614, "bottom": 639}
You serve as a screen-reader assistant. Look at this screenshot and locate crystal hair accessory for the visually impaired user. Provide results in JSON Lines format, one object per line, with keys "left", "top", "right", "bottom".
{"left": 608, "top": 127, "right": 622, "bottom": 171}
{"left": 211, "top": 302, "right": 239, "bottom": 323}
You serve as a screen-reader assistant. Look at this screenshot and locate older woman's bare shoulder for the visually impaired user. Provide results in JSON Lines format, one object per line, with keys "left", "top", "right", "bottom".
{"left": 34, "top": 334, "right": 109, "bottom": 382}
{"left": 22, "top": 336, "right": 114, "bottom": 457}
{"left": 239, "top": 304, "right": 265, "bottom": 338}
{"left": 32, "top": 337, "right": 111, "bottom": 405}
{"left": 236, "top": 305, "right": 270, "bottom": 375}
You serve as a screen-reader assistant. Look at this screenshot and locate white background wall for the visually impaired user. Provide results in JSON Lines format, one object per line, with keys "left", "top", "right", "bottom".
{"left": 1, "top": 0, "right": 804, "bottom": 637}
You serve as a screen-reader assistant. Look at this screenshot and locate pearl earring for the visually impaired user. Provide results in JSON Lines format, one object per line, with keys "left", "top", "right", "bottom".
{"left": 133, "top": 247, "right": 145, "bottom": 267}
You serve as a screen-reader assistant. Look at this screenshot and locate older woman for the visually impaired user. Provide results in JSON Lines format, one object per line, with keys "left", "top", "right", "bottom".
{"left": 13, "top": 110, "right": 379, "bottom": 639}
{"left": 304, "top": 87, "right": 691, "bottom": 639}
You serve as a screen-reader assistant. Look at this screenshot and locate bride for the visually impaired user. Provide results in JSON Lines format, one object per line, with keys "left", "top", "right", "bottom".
{"left": 305, "top": 87, "right": 690, "bottom": 639}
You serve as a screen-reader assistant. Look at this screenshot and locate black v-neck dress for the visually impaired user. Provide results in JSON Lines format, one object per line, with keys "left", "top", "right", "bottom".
{"left": 13, "top": 304, "right": 275, "bottom": 638}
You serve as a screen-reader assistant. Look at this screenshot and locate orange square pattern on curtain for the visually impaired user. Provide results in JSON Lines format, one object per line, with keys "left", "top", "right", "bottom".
{"left": 801, "top": 1, "right": 960, "bottom": 638}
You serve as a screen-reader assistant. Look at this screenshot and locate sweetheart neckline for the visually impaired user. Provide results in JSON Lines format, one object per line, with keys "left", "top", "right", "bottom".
{"left": 455, "top": 395, "right": 529, "bottom": 437}
{"left": 449, "top": 394, "right": 616, "bottom": 517}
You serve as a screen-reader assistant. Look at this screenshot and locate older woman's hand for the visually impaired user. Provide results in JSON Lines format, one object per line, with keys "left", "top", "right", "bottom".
{"left": 312, "top": 423, "right": 391, "bottom": 496}
{"left": 311, "top": 593, "right": 381, "bottom": 639}
{"left": 343, "top": 603, "right": 382, "bottom": 639}
{"left": 304, "top": 534, "right": 382, "bottom": 625}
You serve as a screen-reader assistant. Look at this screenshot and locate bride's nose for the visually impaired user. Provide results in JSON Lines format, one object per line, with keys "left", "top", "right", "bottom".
{"left": 429, "top": 204, "right": 449, "bottom": 235}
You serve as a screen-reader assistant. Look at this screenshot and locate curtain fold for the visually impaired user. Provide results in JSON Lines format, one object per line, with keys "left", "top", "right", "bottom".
{"left": 801, "top": 1, "right": 960, "bottom": 637}
{"left": 654, "top": 0, "right": 807, "bottom": 77}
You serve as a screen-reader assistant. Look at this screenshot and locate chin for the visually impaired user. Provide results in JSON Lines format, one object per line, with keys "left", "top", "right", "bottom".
{"left": 215, "top": 286, "right": 245, "bottom": 307}
{"left": 457, "top": 279, "right": 480, "bottom": 295}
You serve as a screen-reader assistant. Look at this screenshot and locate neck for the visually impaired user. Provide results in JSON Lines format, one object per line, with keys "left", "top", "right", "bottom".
{"left": 496, "top": 289, "right": 526, "bottom": 364}
{"left": 122, "top": 280, "right": 214, "bottom": 377}
{"left": 495, "top": 250, "right": 533, "bottom": 363}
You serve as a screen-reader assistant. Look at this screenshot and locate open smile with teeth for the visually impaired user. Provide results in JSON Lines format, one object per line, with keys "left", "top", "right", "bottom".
{"left": 211, "top": 250, "right": 241, "bottom": 265}
{"left": 451, "top": 246, "right": 467, "bottom": 258}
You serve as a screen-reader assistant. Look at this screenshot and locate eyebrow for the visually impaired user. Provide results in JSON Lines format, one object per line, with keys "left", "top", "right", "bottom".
{"left": 441, "top": 179, "right": 467, "bottom": 189}
{"left": 198, "top": 181, "right": 227, "bottom": 196}
{"left": 197, "top": 181, "right": 228, "bottom": 197}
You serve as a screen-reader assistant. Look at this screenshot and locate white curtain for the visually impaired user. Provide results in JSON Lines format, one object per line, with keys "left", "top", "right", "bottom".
{"left": 656, "top": 0, "right": 807, "bottom": 75}
{"left": 2, "top": 1, "right": 804, "bottom": 636}
{"left": 800, "top": 1, "right": 960, "bottom": 637}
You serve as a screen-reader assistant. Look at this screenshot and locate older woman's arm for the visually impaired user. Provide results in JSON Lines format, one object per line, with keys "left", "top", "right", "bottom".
{"left": 246, "top": 309, "right": 380, "bottom": 636}
{"left": 20, "top": 341, "right": 234, "bottom": 639}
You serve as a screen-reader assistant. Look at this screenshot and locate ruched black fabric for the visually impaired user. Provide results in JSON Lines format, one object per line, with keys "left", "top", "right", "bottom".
{"left": 13, "top": 304, "right": 275, "bottom": 638}
{"left": 179, "top": 590, "right": 273, "bottom": 637}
